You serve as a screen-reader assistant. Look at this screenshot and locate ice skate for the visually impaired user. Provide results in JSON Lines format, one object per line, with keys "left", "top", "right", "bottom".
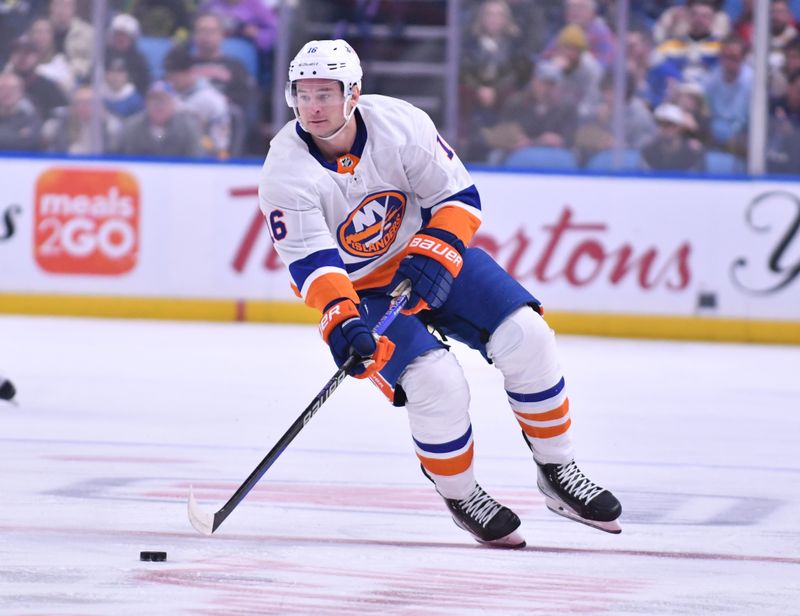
{"left": 422, "top": 466, "right": 525, "bottom": 548}
{"left": 536, "top": 460, "right": 622, "bottom": 534}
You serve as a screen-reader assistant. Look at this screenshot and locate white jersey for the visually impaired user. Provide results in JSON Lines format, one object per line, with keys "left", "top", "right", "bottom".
{"left": 258, "top": 94, "right": 482, "bottom": 306}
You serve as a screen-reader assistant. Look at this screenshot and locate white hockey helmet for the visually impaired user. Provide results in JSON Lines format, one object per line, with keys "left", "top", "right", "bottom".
{"left": 285, "top": 39, "right": 362, "bottom": 107}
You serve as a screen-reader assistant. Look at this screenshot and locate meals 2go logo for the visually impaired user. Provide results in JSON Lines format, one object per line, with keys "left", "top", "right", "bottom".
{"left": 34, "top": 168, "right": 139, "bottom": 275}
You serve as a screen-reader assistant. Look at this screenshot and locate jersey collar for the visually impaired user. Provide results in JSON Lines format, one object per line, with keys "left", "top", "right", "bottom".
{"left": 296, "top": 108, "right": 367, "bottom": 174}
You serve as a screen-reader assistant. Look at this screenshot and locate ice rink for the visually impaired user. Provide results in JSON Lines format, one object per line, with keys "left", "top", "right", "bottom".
{"left": 1, "top": 314, "right": 798, "bottom": 615}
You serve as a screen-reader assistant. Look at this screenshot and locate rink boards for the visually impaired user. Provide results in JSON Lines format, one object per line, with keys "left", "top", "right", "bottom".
{"left": 0, "top": 155, "right": 798, "bottom": 343}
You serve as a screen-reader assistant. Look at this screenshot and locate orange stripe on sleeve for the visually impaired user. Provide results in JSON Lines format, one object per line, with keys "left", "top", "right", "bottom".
{"left": 428, "top": 206, "right": 481, "bottom": 246}
{"left": 518, "top": 418, "right": 572, "bottom": 439}
{"left": 305, "top": 272, "right": 359, "bottom": 312}
{"left": 513, "top": 399, "right": 570, "bottom": 422}
{"left": 417, "top": 443, "right": 474, "bottom": 477}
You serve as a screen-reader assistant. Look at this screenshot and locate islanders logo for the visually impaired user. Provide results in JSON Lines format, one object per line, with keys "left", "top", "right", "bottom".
{"left": 338, "top": 190, "right": 407, "bottom": 258}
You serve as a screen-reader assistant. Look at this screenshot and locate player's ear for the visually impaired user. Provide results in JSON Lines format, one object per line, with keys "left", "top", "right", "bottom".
{"left": 350, "top": 85, "right": 360, "bottom": 105}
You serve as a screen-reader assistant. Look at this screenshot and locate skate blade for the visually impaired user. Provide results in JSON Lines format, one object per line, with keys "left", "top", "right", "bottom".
{"left": 544, "top": 497, "right": 622, "bottom": 534}
{"left": 451, "top": 517, "right": 527, "bottom": 549}
{"left": 476, "top": 529, "right": 527, "bottom": 549}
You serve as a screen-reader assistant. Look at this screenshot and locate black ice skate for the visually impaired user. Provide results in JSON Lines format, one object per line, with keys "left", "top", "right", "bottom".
{"left": 422, "top": 466, "right": 526, "bottom": 548}
{"left": 536, "top": 460, "right": 622, "bottom": 534}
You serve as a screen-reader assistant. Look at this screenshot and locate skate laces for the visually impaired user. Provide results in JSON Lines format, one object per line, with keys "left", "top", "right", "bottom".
{"left": 556, "top": 461, "right": 605, "bottom": 504}
{"left": 459, "top": 485, "right": 503, "bottom": 527}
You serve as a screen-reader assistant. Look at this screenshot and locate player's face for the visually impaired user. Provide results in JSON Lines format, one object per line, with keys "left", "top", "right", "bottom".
{"left": 295, "top": 79, "right": 348, "bottom": 137}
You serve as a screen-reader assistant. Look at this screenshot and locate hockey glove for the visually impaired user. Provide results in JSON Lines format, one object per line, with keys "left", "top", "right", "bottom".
{"left": 320, "top": 298, "right": 395, "bottom": 379}
{"left": 392, "top": 227, "right": 466, "bottom": 314}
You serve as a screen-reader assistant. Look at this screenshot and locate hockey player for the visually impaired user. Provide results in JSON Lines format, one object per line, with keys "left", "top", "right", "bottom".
{"left": 259, "top": 39, "right": 621, "bottom": 548}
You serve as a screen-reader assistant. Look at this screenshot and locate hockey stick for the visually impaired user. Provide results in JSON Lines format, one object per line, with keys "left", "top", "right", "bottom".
{"left": 188, "top": 284, "right": 410, "bottom": 535}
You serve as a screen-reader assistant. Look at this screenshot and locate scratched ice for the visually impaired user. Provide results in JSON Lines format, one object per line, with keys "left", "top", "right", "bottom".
{"left": 0, "top": 315, "right": 798, "bottom": 615}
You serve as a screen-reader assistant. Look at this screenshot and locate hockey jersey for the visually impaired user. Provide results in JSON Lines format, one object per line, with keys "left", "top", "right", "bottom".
{"left": 258, "top": 94, "right": 482, "bottom": 312}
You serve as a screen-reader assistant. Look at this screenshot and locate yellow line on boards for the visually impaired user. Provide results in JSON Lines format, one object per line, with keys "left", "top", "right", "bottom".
{"left": 0, "top": 293, "right": 237, "bottom": 321}
{"left": 0, "top": 293, "right": 798, "bottom": 344}
{"left": 241, "top": 300, "right": 318, "bottom": 324}
{"left": 543, "top": 312, "right": 800, "bottom": 345}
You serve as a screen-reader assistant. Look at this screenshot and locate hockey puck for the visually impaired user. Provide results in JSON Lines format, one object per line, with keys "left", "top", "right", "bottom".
{"left": 140, "top": 551, "right": 167, "bottom": 562}
{"left": 0, "top": 379, "right": 15, "bottom": 401}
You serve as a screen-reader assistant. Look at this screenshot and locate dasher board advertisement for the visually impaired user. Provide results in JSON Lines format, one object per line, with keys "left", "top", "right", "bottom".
{"left": 1, "top": 158, "right": 798, "bottom": 327}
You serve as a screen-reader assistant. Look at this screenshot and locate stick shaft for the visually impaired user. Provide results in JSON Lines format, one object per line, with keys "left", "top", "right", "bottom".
{"left": 207, "top": 291, "right": 408, "bottom": 533}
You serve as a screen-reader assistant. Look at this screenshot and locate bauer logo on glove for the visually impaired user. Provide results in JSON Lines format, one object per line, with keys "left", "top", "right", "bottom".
{"left": 320, "top": 298, "right": 395, "bottom": 378}
{"left": 407, "top": 236, "right": 464, "bottom": 274}
{"left": 392, "top": 227, "right": 466, "bottom": 314}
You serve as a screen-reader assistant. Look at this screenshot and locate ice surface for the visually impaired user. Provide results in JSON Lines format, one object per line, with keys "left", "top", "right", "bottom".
{"left": 0, "top": 315, "right": 798, "bottom": 615}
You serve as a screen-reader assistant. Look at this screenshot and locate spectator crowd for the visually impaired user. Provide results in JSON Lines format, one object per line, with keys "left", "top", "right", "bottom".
{"left": 0, "top": 0, "right": 276, "bottom": 159}
{"left": 2, "top": 0, "right": 800, "bottom": 174}
{"left": 459, "top": 0, "right": 800, "bottom": 173}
